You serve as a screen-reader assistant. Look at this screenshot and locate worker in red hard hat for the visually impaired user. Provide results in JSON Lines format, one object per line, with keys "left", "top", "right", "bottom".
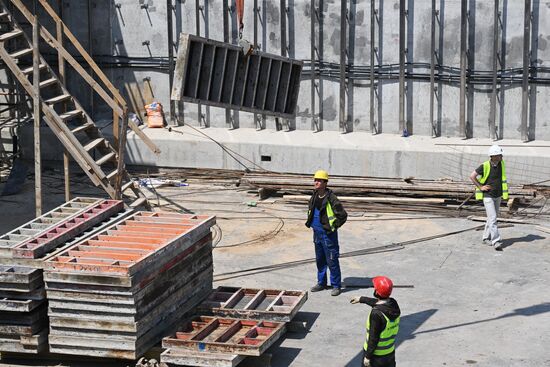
{"left": 350, "top": 276, "right": 401, "bottom": 367}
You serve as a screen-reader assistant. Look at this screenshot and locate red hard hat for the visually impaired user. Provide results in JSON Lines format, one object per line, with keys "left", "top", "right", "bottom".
{"left": 373, "top": 276, "right": 393, "bottom": 298}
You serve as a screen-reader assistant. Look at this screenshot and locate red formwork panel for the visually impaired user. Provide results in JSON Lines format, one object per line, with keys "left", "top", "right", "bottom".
{"left": 11, "top": 200, "right": 124, "bottom": 259}
{"left": 45, "top": 212, "right": 215, "bottom": 276}
{"left": 162, "top": 316, "right": 286, "bottom": 356}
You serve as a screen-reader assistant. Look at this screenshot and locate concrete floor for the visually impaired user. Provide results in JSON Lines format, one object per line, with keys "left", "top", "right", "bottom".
{"left": 0, "top": 168, "right": 549, "bottom": 367}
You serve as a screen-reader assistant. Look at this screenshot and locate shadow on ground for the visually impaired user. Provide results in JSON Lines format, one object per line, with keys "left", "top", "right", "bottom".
{"left": 501, "top": 234, "right": 545, "bottom": 249}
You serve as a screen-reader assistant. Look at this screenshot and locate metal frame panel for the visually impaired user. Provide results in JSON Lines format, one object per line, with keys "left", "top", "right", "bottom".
{"left": 171, "top": 34, "right": 303, "bottom": 119}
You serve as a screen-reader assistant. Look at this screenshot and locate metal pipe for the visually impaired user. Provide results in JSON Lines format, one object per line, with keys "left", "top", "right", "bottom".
{"left": 254, "top": 0, "right": 259, "bottom": 129}
{"left": 339, "top": 0, "right": 346, "bottom": 133}
{"left": 311, "top": 0, "right": 317, "bottom": 131}
{"left": 429, "top": 0, "right": 436, "bottom": 137}
{"left": 489, "top": 0, "right": 499, "bottom": 140}
{"left": 167, "top": 0, "right": 175, "bottom": 125}
{"left": 398, "top": 0, "right": 405, "bottom": 134}
{"left": 195, "top": 0, "right": 202, "bottom": 127}
{"left": 276, "top": 0, "right": 288, "bottom": 131}
{"left": 223, "top": 0, "right": 231, "bottom": 128}
{"left": 521, "top": 0, "right": 531, "bottom": 142}
{"left": 459, "top": 0, "right": 467, "bottom": 138}
{"left": 370, "top": 0, "right": 375, "bottom": 134}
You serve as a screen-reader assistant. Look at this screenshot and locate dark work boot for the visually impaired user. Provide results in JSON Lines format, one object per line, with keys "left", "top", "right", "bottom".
{"left": 310, "top": 284, "right": 327, "bottom": 292}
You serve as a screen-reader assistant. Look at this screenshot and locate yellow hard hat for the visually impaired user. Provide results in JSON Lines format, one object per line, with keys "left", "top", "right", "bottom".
{"left": 313, "top": 170, "right": 329, "bottom": 181}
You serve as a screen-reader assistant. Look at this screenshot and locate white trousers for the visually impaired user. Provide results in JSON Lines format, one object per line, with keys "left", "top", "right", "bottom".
{"left": 483, "top": 197, "right": 501, "bottom": 245}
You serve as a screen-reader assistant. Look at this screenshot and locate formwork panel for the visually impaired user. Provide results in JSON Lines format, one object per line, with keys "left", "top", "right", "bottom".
{"left": 172, "top": 33, "right": 303, "bottom": 119}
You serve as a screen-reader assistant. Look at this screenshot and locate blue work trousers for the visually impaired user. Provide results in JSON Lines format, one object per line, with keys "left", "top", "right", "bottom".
{"left": 313, "top": 230, "right": 341, "bottom": 288}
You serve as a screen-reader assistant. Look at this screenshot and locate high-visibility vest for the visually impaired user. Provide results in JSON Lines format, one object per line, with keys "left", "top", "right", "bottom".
{"left": 363, "top": 311, "right": 400, "bottom": 356}
{"left": 326, "top": 201, "right": 337, "bottom": 232}
{"left": 308, "top": 196, "right": 337, "bottom": 232}
{"left": 475, "top": 160, "right": 509, "bottom": 200}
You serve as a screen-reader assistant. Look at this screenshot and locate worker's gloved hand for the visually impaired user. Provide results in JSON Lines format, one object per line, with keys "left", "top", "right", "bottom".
{"left": 363, "top": 357, "right": 371, "bottom": 367}
{"left": 350, "top": 296, "right": 361, "bottom": 304}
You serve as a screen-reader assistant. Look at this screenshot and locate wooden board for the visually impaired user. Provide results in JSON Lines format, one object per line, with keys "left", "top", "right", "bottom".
{"left": 161, "top": 348, "right": 245, "bottom": 367}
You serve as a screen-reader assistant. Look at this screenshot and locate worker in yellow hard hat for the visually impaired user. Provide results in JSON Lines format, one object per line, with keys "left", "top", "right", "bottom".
{"left": 305, "top": 170, "right": 348, "bottom": 296}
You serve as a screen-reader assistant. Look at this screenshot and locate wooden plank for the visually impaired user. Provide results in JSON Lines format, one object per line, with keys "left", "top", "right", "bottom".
{"left": 535, "top": 226, "right": 550, "bottom": 234}
{"left": 467, "top": 216, "right": 530, "bottom": 224}
{"left": 32, "top": 16, "right": 42, "bottom": 217}
{"left": 161, "top": 348, "right": 245, "bottom": 367}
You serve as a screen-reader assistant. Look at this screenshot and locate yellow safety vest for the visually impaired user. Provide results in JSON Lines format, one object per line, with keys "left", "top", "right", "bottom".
{"left": 364, "top": 312, "right": 400, "bottom": 356}
{"left": 326, "top": 201, "right": 337, "bottom": 232}
{"left": 475, "top": 160, "right": 509, "bottom": 200}
{"left": 308, "top": 196, "right": 337, "bottom": 232}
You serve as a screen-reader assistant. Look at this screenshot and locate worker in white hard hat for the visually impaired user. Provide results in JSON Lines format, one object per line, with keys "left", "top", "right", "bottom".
{"left": 469, "top": 145, "right": 509, "bottom": 251}
{"left": 305, "top": 170, "right": 348, "bottom": 296}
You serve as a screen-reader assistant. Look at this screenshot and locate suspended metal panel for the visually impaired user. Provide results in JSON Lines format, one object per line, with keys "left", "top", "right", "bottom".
{"left": 172, "top": 33, "right": 303, "bottom": 119}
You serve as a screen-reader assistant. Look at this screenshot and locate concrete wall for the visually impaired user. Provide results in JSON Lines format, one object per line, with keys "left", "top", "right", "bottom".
{"left": 73, "top": 0, "right": 548, "bottom": 141}
{"left": 3, "top": 0, "right": 550, "bottom": 140}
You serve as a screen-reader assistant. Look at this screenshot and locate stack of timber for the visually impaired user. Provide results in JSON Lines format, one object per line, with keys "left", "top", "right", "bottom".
{"left": 241, "top": 173, "right": 542, "bottom": 216}
{"left": 43, "top": 212, "right": 216, "bottom": 360}
{"left": 0, "top": 266, "right": 47, "bottom": 354}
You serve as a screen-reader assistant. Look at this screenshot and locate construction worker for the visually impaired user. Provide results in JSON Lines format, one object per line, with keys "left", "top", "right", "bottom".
{"left": 305, "top": 170, "right": 347, "bottom": 296}
{"left": 350, "top": 276, "right": 401, "bottom": 367}
{"left": 469, "top": 144, "right": 508, "bottom": 251}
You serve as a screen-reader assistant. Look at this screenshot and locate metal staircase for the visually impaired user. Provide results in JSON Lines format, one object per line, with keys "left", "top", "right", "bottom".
{"left": 0, "top": 0, "right": 148, "bottom": 208}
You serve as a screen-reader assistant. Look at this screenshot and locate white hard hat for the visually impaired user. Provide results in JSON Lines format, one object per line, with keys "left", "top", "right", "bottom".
{"left": 488, "top": 144, "right": 503, "bottom": 156}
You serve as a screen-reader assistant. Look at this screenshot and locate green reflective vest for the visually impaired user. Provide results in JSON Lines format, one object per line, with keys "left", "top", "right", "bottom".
{"left": 475, "top": 160, "right": 509, "bottom": 200}
{"left": 326, "top": 201, "right": 337, "bottom": 232}
{"left": 307, "top": 197, "right": 337, "bottom": 232}
{"left": 363, "top": 312, "right": 400, "bottom": 356}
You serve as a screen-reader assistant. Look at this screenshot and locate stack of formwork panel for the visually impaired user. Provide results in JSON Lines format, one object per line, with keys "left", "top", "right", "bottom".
{"left": 44, "top": 212, "right": 216, "bottom": 359}
{"left": 0, "top": 198, "right": 125, "bottom": 356}
{"left": 0, "top": 266, "right": 47, "bottom": 353}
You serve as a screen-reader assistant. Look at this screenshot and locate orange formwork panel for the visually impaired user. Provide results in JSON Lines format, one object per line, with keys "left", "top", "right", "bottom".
{"left": 45, "top": 212, "right": 215, "bottom": 275}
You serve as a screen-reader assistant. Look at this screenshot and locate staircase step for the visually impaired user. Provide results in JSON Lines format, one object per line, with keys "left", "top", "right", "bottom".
{"left": 83, "top": 138, "right": 105, "bottom": 152}
{"left": 59, "top": 109, "right": 83, "bottom": 121}
{"left": 121, "top": 180, "right": 136, "bottom": 193}
{"left": 0, "top": 29, "right": 23, "bottom": 42}
{"left": 45, "top": 94, "right": 71, "bottom": 104}
{"left": 106, "top": 169, "right": 118, "bottom": 181}
{"left": 71, "top": 122, "right": 94, "bottom": 134}
{"left": 22, "top": 64, "right": 47, "bottom": 75}
{"left": 95, "top": 152, "right": 116, "bottom": 166}
{"left": 129, "top": 197, "right": 148, "bottom": 208}
{"left": 9, "top": 48, "right": 32, "bottom": 58}
{"left": 39, "top": 78, "right": 58, "bottom": 89}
